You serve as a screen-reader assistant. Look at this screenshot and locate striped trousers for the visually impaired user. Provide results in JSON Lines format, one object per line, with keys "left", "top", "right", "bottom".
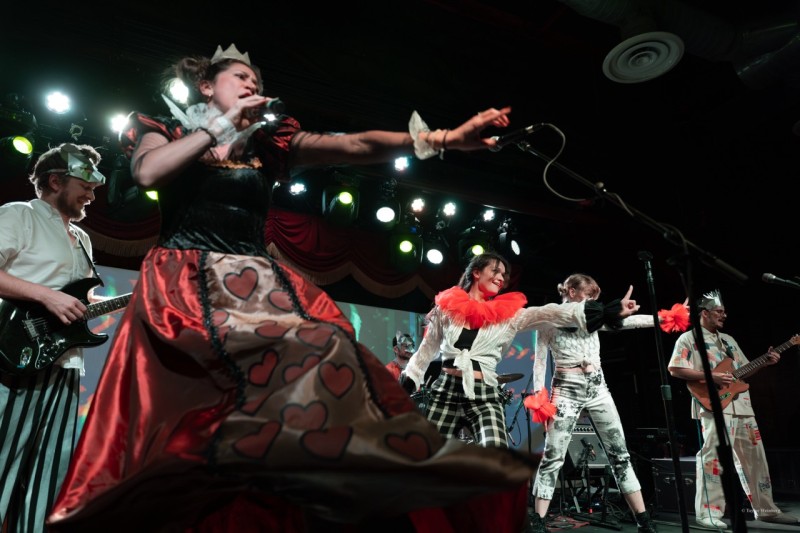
{"left": 1, "top": 365, "right": 79, "bottom": 533}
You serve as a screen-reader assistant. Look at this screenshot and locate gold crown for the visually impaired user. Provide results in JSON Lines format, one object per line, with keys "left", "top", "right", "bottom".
{"left": 211, "top": 44, "right": 251, "bottom": 66}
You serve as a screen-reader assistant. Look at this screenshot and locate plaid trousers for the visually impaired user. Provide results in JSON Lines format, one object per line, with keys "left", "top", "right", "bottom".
{"left": 424, "top": 372, "right": 508, "bottom": 448}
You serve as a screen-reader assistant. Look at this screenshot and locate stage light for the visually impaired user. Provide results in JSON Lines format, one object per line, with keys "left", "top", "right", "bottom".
{"left": 322, "top": 184, "right": 359, "bottom": 227}
{"left": 398, "top": 239, "right": 415, "bottom": 253}
{"left": 45, "top": 91, "right": 71, "bottom": 114}
{"left": 166, "top": 78, "right": 189, "bottom": 104}
{"left": 376, "top": 204, "right": 397, "bottom": 223}
{"left": 110, "top": 113, "right": 129, "bottom": 135}
{"left": 458, "top": 225, "right": 491, "bottom": 262}
{"left": 5, "top": 135, "right": 33, "bottom": 155}
{"left": 424, "top": 230, "right": 449, "bottom": 266}
{"left": 289, "top": 182, "right": 307, "bottom": 195}
{"left": 106, "top": 154, "right": 159, "bottom": 221}
{"left": 394, "top": 156, "right": 410, "bottom": 171}
{"left": 0, "top": 136, "right": 34, "bottom": 175}
{"left": 374, "top": 178, "right": 399, "bottom": 229}
{"left": 390, "top": 214, "right": 423, "bottom": 272}
{"left": 496, "top": 218, "right": 522, "bottom": 257}
{"left": 0, "top": 96, "right": 37, "bottom": 176}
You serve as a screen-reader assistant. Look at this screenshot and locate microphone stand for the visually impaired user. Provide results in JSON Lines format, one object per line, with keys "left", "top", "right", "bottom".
{"left": 515, "top": 141, "right": 748, "bottom": 284}
{"left": 516, "top": 141, "right": 747, "bottom": 533}
{"left": 506, "top": 374, "right": 534, "bottom": 451}
{"left": 507, "top": 373, "right": 535, "bottom": 506}
{"left": 638, "top": 250, "right": 690, "bottom": 533}
{"left": 569, "top": 441, "right": 621, "bottom": 531}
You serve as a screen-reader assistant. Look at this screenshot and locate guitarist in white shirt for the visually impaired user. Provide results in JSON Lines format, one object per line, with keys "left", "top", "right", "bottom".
{"left": 0, "top": 143, "right": 105, "bottom": 533}
{"left": 668, "top": 289, "right": 799, "bottom": 528}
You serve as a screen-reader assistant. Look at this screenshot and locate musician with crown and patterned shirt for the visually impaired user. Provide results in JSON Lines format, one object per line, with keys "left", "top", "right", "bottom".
{"left": 668, "top": 289, "right": 799, "bottom": 527}
{"left": 0, "top": 143, "right": 107, "bottom": 533}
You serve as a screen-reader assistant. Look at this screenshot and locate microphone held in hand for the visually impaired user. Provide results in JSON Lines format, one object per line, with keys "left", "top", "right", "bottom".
{"left": 265, "top": 98, "right": 286, "bottom": 114}
{"left": 489, "top": 123, "right": 546, "bottom": 152}
{"left": 762, "top": 273, "right": 800, "bottom": 291}
{"left": 245, "top": 98, "right": 286, "bottom": 120}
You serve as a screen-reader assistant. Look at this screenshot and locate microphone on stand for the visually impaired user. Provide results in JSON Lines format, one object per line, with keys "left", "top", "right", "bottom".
{"left": 489, "top": 124, "right": 546, "bottom": 152}
{"left": 762, "top": 273, "right": 800, "bottom": 290}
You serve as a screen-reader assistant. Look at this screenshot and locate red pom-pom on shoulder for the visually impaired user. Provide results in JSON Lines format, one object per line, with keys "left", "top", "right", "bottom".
{"left": 524, "top": 388, "right": 557, "bottom": 423}
{"left": 658, "top": 303, "right": 690, "bottom": 333}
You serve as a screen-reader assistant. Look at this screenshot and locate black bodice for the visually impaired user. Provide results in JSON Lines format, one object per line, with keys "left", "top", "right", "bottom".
{"left": 158, "top": 162, "right": 274, "bottom": 256}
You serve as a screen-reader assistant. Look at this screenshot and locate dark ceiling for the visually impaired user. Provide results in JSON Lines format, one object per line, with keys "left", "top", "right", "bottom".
{"left": 1, "top": 0, "right": 799, "bottom": 337}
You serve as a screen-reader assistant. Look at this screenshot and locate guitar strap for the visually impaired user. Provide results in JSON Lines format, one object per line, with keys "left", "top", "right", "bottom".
{"left": 720, "top": 338, "right": 735, "bottom": 359}
{"left": 74, "top": 229, "right": 104, "bottom": 288}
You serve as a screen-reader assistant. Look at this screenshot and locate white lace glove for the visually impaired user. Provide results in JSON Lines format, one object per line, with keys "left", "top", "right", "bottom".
{"left": 161, "top": 95, "right": 264, "bottom": 146}
{"left": 409, "top": 110, "right": 438, "bottom": 160}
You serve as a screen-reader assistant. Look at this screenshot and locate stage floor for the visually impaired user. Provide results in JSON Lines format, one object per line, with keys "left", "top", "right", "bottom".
{"left": 535, "top": 494, "right": 800, "bottom": 532}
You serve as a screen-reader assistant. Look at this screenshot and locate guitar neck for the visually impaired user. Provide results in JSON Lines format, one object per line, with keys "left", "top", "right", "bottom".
{"left": 85, "top": 294, "right": 132, "bottom": 320}
{"left": 733, "top": 338, "right": 796, "bottom": 380}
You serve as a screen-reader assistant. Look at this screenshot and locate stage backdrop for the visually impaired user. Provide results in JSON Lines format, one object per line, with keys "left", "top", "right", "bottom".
{"left": 81, "top": 265, "right": 546, "bottom": 451}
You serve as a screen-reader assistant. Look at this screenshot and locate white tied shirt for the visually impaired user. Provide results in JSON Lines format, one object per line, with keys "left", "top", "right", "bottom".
{"left": 405, "top": 301, "right": 589, "bottom": 399}
{"left": 533, "top": 314, "right": 654, "bottom": 393}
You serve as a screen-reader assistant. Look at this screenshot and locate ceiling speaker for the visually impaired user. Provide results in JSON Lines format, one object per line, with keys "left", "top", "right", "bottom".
{"left": 603, "top": 31, "right": 684, "bottom": 83}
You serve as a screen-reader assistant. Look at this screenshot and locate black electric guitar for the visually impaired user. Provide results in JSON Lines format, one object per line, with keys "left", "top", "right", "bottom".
{"left": 687, "top": 334, "right": 800, "bottom": 411}
{"left": 0, "top": 278, "right": 131, "bottom": 376}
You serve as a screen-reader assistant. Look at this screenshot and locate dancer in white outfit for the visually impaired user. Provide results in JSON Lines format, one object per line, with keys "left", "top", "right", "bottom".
{"left": 529, "top": 273, "right": 658, "bottom": 533}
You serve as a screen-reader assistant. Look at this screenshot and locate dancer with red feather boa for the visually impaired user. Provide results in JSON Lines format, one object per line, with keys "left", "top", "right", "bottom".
{"left": 401, "top": 256, "right": 641, "bottom": 451}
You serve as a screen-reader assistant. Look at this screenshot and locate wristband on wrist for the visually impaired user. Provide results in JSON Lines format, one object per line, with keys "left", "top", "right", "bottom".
{"left": 409, "top": 111, "right": 438, "bottom": 160}
{"left": 195, "top": 127, "right": 218, "bottom": 147}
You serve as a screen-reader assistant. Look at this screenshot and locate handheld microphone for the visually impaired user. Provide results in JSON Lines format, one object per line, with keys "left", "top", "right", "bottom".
{"left": 489, "top": 124, "right": 546, "bottom": 152}
{"left": 265, "top": 98, "right": 286, "bottom": 115}
{"left": 246, "top": 98, "right": 286, "bottom": 120}
{"left": 762, "top": 273, "right": 800, "bottom": 290}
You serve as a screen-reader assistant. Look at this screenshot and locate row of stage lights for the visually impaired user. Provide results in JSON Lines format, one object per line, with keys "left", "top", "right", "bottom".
{"left": 1, "top": 84, "right": 523, "bottom": 271}
{"left": 317, "top": 176, "right": 522, "bottom": 270}
{"left": 0, "top": 91, "right": 131, "bottom": 176}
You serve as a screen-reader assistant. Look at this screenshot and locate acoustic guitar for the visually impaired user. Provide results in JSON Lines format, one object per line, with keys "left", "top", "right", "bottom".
{"left": 687, "top": 334, "right": 800, "bottom": 411}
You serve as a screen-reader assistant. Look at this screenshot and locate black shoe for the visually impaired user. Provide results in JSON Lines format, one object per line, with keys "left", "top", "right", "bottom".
{"left": 635, "top": 511, "right": 657, "bottom": 533}
{"left": 527, "top": 513, "right": 547, "bottom": 533}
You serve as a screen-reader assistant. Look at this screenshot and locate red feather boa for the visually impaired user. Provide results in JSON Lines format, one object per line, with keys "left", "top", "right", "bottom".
{"left": 435, "top": 287, "right": 527, "bottom": 329}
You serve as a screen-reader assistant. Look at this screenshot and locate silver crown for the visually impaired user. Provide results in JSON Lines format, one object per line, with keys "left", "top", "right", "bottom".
{"left": 698, "top": 289, "right": 723, "bottom": 310}
{"left": 211, "top": 44, "right": 251, "bottom": 66}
